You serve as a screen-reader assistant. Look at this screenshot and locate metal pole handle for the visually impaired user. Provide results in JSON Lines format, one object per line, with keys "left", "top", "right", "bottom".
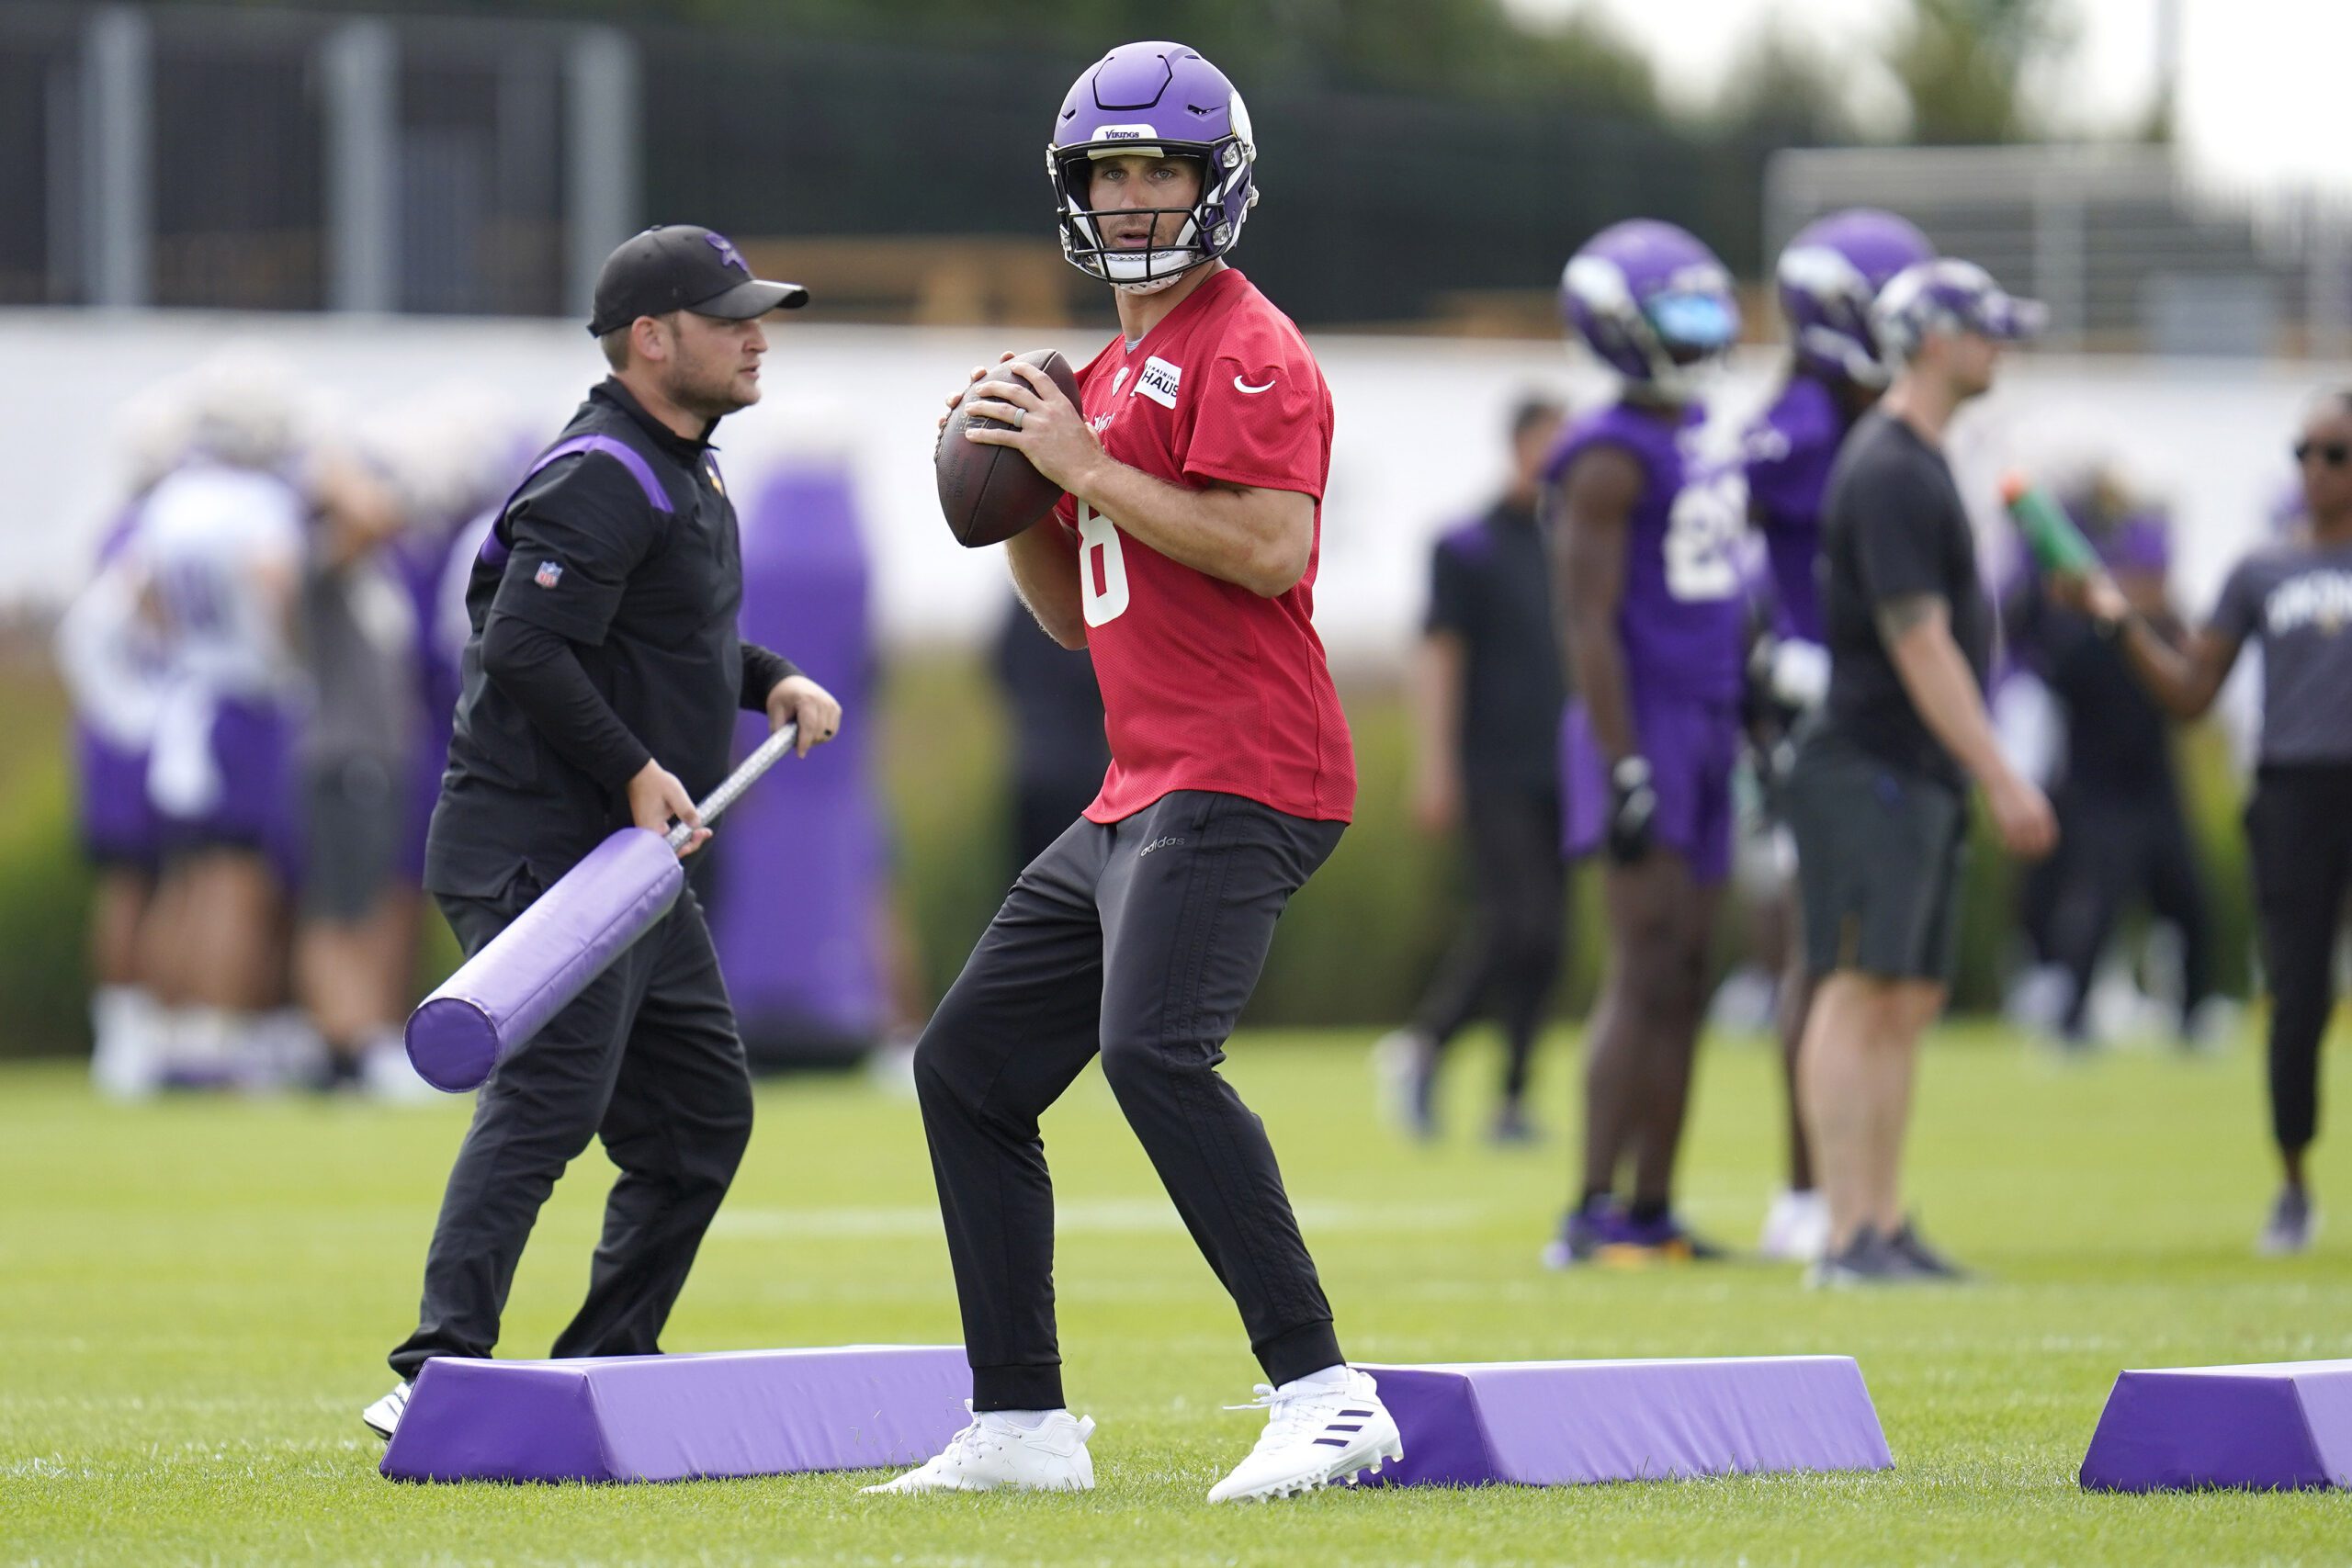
{"left": 664, "top": 722, "right": 797, "bottom": 851}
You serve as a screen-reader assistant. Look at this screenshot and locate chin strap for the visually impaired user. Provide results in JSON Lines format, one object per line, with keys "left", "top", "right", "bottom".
{"left": 1112, "top": 252, "right": 1211, "bottom": 296}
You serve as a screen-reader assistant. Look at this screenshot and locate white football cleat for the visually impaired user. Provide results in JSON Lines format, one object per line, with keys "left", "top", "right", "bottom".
{"left": 1758, "top": 1188, "right": 1831, "bottom": 1263}
{"left": 861, "top": 1404, "right": 1095, "bottom": 1495}
{"left": 361, "top": 1381, "right": 412, "bottom": 1439}
{"left": 1207, "top": 1368, "right": 1402, "bottom": 1504}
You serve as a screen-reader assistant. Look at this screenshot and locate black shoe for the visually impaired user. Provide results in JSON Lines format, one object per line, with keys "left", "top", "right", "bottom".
{"left": 1887, "top": 1219, "right": 1971, "bottom": 1280}
{"left": 1487, "top": 1101, "right": 1544, "bottom": 1146}
{"left": 1806, "top": 1225, "right": 1921, "bottom": 1288}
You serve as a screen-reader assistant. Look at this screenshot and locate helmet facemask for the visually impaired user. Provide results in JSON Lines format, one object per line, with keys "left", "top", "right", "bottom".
{"left": 1049, "top": 93, "right": 1258, "bottom": 295}
{"left": 1564, "top": 254, "right": 1739, "bottom": 403}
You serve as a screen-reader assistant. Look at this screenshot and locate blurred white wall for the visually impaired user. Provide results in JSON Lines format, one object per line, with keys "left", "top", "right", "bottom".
{"left": 2, "top": 308, "right": 2338, "bottom": 666}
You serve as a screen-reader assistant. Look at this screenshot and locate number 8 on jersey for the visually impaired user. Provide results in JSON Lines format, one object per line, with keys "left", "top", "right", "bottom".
{"left": 1076, "top": 503, "right": 1131, "bottom": 627}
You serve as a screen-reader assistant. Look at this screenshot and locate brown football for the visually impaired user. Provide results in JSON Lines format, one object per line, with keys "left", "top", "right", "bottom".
{"left": 935, "top": 349, "right": 1084, "bottom": 548}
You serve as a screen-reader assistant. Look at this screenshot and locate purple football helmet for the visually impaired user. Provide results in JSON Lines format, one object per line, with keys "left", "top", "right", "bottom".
{"left": 1559, "top": 220, "right": 1740, "bottom": 400}
{"left": 1872, "top": 258, "right": 2046, "bottom": 364}
{"left": 1049, "top": 42, "right": 1257, "bottom": 294}
{"left": 1776, "top": 209, "right": 1935, "bottom": 387}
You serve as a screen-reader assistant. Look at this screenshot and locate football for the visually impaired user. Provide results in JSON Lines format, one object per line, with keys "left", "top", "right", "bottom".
{"left": 934, "top": 348, "right": 1084, "bottom": 548}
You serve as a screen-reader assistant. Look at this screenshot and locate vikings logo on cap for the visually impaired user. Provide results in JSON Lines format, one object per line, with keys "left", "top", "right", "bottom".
{"left": 704, "top": 231, "right": 751, "bottom": 276}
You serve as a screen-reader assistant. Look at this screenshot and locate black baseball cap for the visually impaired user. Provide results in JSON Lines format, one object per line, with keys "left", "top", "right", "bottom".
{"left": 586, "top": 224, "right": 808, "bottom": 337}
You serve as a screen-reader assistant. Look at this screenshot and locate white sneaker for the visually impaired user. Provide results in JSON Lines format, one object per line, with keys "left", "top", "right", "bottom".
{"left": 1758, "top": 1189, "right": 1831, "bottom": 1263}
{"left": 362, "top": 1041, "right": 444, "bottom": 1104}
{"left": 89, "top": 986, "right": 163, "bottom": 1100}
{"left": 1206, "top": 1368, "right": 1403, "bottom": 1504}
{"left": 861, "top": 1404, "right": 1095, "bottom": 1494}
{"left": 1370, "top": 1029, "right": 1438, "bottom": 1139}
{"left": 361, "top": 1381, "right": 412, "bottom": 1439}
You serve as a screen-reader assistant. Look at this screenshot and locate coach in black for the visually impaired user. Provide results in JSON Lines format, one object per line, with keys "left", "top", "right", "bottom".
{"left": 363, "top": 225, "right": 842, "bottom": 1438}
{"left": 1379, "top": 395, "right": 1568, "bottom": 1143}
{"left": 1784, "top": 259, "right": 2053, "bottom": 1288}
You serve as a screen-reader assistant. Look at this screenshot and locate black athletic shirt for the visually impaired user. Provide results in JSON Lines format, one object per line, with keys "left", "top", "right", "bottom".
{"left": 1425, "top": 497, "right": 1566, "bottom": 793}
{"left": 993, "top": 602, "right": 1109, "bottom": 795}
{"left": 1815, "top": 410, "right": 1992, "bottom": 790}
{"left": 2012, "top": 595, "right": 2180, "bottom": 797}
{"left": 425, "top": 378, "right": 797, "bottom": 897}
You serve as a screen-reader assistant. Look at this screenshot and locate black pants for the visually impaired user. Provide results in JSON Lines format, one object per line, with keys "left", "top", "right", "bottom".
{"left": 389, "top": 870, "right": 753, "bottom": 1382}
{"left": 1410, "top": 782, "right": 1565, "bottom": 1103}
{"left": 2041, "top": 783, "right": 2212, "bottom": 1037}
{"left": 1012, "top": 773, "right": 1102, "bottom": 884}
{"left": 2247, "top": 764, "right": 2352, "bottom": 1156}
{"left": 913, "top": 790, "right": 1345, "bottom": 1412}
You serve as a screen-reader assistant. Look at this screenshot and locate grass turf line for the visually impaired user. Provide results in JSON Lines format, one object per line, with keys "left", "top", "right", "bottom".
{"left": 2, "top": 1025, "right": 2347, "bottom": 1565}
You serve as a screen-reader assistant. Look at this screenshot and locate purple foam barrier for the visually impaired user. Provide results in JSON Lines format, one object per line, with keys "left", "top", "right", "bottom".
{"left": 2080, "top": 1360, "right": 2352, "bottom": 1492}
{"left": 380, "top": 1345, "right": 972, "bottom": 1483}
{"left": 1355, "top": 1357, "right": 1894, "bottom": 1488}
{"left": 405, "top": 829, "right": 684, "bottom": 1092}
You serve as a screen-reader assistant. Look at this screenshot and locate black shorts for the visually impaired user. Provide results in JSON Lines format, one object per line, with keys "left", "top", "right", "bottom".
{"left": 300, "top": 753, "right": 407, "bottom": 923}
{"left": 1785, "top": 735, "right": 1968, "bottom": 983}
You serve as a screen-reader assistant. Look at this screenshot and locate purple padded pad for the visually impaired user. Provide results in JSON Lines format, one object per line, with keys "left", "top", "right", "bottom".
{"left": 381, "top": 1345, "right": 972, "bottom": 1483}
{"left": 2080, "top": 1359, "right": 2352, "bottom": 1492}
{"left": 1356, "top": 1357, "right": 1894, "bottom": 1487}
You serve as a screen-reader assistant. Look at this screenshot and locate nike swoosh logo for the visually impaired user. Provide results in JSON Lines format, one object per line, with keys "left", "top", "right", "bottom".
{"left": 1233, "top": 376, "right": 1276, "bottom": 394}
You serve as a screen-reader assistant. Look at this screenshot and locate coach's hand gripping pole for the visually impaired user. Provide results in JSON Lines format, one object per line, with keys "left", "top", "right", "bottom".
{"left": 666, "top": 721, "right": 798, "bottom": 852}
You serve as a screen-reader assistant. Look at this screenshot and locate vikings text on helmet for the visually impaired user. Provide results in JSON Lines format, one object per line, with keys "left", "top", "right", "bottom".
{"left": 1048, "top": 42, "right": 1259, "bottom": 295}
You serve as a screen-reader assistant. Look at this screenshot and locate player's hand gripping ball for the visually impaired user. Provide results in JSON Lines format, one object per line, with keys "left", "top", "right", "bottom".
{"left": 934, "top": 349, "right": 1085, "bottom": 547}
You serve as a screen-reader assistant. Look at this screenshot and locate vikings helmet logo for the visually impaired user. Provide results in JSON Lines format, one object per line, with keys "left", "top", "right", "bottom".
{"left": 704, "top": 231, "right": 750, "bottom": 276}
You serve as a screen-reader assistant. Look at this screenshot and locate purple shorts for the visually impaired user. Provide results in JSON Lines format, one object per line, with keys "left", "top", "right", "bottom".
{"left": 1561, "top": 690, "right": 1740, "bottom": 884}
{"left": 156, "top": 695, "right": 301, "bottom": 877}
{"left": 75, "top": 725, "right": 160, "bottom": 868}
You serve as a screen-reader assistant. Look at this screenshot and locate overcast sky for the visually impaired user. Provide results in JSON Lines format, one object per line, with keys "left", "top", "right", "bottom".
{"left": 1502, "top": 0, "right": 2346, "bottom": 195}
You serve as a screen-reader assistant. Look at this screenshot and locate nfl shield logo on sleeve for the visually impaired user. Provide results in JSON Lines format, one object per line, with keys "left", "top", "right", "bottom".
{"left": 535, "top": 559, "right": 564, "bottom": 589}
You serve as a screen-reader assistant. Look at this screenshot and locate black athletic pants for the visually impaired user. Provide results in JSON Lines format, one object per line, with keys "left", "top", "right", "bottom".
{"left": 2042, "top": 783, "right": 2212, "bottom": 1038}
{"left": 1409, "top": 782, "right": 1565, "bottom": 1103}
{"left": 389, "top": 869, "right": 753, "bottom": 1382}
{"left": 2246, "top": 764, "right": 2352, "bottom": 1156}
{"left": 913, "top": 789, "right": 1345, "bottom": 1412}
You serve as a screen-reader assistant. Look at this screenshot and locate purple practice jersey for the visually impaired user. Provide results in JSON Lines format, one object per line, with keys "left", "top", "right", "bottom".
{"left": 1545, "top": 401, "right": 1747, "bottom": 704}
{"left": 1742, "top": 373, "right": 1849, "bottom": 642}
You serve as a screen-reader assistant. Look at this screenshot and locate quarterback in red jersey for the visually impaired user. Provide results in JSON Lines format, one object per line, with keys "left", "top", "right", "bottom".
{"left": 867, "top": 42, "right": 1396, "bottom": 1505}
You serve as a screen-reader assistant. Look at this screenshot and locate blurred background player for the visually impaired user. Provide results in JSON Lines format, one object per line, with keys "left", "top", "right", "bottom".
{"left": 289, "top": 422, "right": 424, "bottom": 1094}
{"left": 2074, "top": 390, "right": 2352, "bottom": 1255}
{"left": 992, "top": 600, "right": 1109, "bottom": 880}
{"left": 368, "top": 389, "right": 536, "bottom": 1064}
{"left": 1377, "top": 394, "right": 1568, "bottom": 1145}
{"left": 124, "top": 352, "right": 311, "bottom": 1089}
{"left": 55, "top": 385, "right": 194, "bottom": 1097}
{"left": 2007, "top": 479, "right": 2217, "bottom": 1051}
{"left": 1544, "top": 221, "right": 1747, "bottom": 1268}
{"left": 1788, "top": 260, "right": 2055, "bottom": 1286}
{"left": 1742, "top": 209, "right": 1936, "bottom": 1261}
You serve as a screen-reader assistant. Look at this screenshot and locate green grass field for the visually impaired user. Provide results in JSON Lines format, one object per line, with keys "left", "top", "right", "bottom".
{"left": 4, "top": 1025, "right": 2347, "bottom": 1565}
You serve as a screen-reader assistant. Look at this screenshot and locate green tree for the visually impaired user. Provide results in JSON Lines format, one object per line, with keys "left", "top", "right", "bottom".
{"left": 1883, "top": 0, "right": 2073, "bottom": 143}
{"left": 1714, "top": 22, "right": 1858, "bottom": 145}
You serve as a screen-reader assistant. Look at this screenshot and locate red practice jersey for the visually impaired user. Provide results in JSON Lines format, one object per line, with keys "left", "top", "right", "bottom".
{"left": 1054, "top": 266, "right": 1356, "bottom": 825}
